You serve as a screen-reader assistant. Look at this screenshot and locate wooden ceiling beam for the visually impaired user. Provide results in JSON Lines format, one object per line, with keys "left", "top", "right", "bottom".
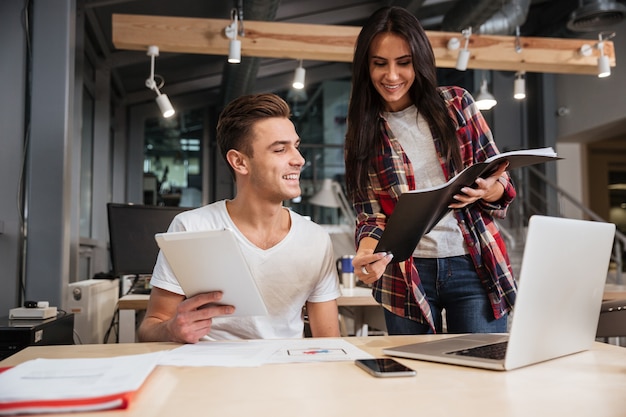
{"left": 112, "top": 14, "right": 615, "bottom": 76}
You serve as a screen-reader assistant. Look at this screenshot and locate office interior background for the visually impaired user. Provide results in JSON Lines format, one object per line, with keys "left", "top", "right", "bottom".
{"left": 1, "top": 0, "right": 626, "bottom": 317}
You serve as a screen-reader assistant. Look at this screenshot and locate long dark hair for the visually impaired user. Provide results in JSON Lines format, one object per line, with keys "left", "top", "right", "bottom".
{"left": 344, "top": 6, "right": 461, "bottom": 200}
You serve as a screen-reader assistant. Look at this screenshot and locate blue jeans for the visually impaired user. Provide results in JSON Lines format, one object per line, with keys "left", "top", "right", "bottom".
{"left": 384, "top": 255, "right": 508, "bottom": 335}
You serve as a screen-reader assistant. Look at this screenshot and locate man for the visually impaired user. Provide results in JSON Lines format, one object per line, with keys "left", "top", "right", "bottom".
{"left": 138, "top": 93, "right": 341, "bottom": 343}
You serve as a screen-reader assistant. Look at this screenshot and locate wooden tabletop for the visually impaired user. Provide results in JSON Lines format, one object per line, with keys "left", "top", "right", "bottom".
{"left": 2, "top": 335, "right": 625, "bottom": 417}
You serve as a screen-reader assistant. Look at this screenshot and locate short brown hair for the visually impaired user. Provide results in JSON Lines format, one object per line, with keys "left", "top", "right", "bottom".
{"left": 216, "top": 93, "right": 291, "bottom": 178}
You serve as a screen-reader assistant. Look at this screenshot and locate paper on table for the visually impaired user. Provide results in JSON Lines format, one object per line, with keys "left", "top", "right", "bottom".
{"left": 265, "top": 338, "right": 374, "bottom": 364}
{"left": 158, "top": 338, "right": 373, "bottom": 367}
{"left": 0, "top": 352, "right": 163, "bottom": 415}
{"left": 158, "top": 341, "right": 278, "bottom": 367}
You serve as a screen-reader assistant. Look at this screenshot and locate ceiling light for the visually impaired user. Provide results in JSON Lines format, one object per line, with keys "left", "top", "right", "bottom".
{"left": 225, "top": 8, "right": 243, "bottom": 64}
{"left": 579, "top": 43, "right": 594, "bottom": 57}
{"left": 580, "top": 32, "right": 615, "bottom": 78}
{"left": 597, "top": 52, "right": 611, "bottom": 77}
{"left": 155, "top": 94, "right": 175, "bottom": 118}
{"left": 292, "top": 60, "right": 305, "bottom": 90}
{"left": 475, "top": 79, "right": 497, "bottom": 111}
{"left": 447, "top": 37, "right": 460, "bottom": 51}
{"left": 228, "top": 39, "right": 241, "bottom": 64}
{"left": 145, "top": 45, "right": 175, "bottom": 118}
{"left": 514, "top": 71, "right": 526, "bottom": 100}
{"left": 596, "top": 32, "right": 615, "bottom": 78}
{"left": 454, "top": 28, "right": 471, "bottom": 71}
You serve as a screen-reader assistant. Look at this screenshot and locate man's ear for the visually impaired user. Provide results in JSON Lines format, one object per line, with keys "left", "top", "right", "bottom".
{"left": 226, "top": 149, "right": 249, "bottom": 175}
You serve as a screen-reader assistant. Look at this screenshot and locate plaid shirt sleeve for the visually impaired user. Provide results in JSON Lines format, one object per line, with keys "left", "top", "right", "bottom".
{"left": 353, "top": 117, "right": 413, "bottom": 244}
{"left": 441, "top": 86, "right": 517, "bottom": 318}
{"left": 442, "top": 86, "right": 516, "bottom": 214}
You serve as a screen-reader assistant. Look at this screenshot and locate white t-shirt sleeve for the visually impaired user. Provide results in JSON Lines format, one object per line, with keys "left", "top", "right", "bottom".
{"left": 305, "top": 227, "right": 342, "bottom": 303}
{"left": 149, "top": 213, "right": 189, "bottom": 295}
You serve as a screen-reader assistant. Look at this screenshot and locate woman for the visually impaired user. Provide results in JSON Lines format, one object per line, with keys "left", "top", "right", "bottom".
{"left": 344, "top": 6, "right": 517, "bottom": 335}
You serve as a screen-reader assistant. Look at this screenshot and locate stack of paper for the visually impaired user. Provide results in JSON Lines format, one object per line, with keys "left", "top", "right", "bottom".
{"left": 0, "top": 352, "right": 162, "bottom": 415}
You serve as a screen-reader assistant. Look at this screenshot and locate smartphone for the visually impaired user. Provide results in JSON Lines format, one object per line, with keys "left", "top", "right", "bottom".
{"left": 355, "top": 358, "right": 416, "bottom": 377}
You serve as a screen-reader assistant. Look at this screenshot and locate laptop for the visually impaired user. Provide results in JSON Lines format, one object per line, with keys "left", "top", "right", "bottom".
{"left": 383, "top": 215, "right": 615, "bottom": 371}
{"left": 155, "top": 229, "right": 268, "bottom": 317}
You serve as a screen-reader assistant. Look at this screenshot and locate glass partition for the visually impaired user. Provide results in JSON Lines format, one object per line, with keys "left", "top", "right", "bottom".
{"left": 143, "top": 107, "right": 204, "bottom": 207}
{"left": 286, "top": 80, "right": 350, "bottom": 225}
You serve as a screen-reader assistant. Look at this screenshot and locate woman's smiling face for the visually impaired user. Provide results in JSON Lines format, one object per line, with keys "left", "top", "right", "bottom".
{"left": 368, "top": 32, "right": 415, "bottom": 112}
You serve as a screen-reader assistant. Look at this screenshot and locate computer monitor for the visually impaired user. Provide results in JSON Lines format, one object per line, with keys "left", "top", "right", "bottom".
{"left": 106, "top": 203, "right": 190, "bottom": 277}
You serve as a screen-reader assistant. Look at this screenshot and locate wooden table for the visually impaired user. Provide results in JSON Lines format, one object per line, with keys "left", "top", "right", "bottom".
{"left": 2, "top": 335, "right": 625, "bottom": 417}
{"left": 117, "top": 287, "right": 382, "bottom": 342}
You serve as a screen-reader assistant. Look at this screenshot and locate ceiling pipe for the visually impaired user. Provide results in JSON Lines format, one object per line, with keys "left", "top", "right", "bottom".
{"left": 441, "top": 0, "right": 503, "bottom": 32}
{"left": 477, "top": 0, "right": 531, "bottom": 35}
{"left": 395, "top": 0, "right": 427, "bottom": 15}
{"left": 442, "top": 0, "right": 531, "bottom": 36}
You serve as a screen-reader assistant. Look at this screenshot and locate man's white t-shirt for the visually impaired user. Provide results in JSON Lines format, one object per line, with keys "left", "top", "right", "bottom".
{"left": 150, "top": 200, "right": 341, "bottom": 340}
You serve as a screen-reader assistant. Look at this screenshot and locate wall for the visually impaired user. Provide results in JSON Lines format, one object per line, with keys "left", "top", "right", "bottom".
{"left": 555, "top": 19, "right": 626, "bottom": 143}
{"left": 491, "top": 70, "right": 527, "bottom": 152}
{"left": 554, "top": 20, "right": 626, "bottom": 218}
{"left": 0, "top": 1, "right": 28, "bottom": 311}
{"left": 556, "top": 143, "right": 586, "bottom": 219}
{"left": 0, "top": 0, "right": 80, "bottom": 313}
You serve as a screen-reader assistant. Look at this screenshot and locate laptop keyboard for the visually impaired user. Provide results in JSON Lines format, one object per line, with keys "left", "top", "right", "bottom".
{"left": 448, "top": 341, "right": 508, "bottom": 360}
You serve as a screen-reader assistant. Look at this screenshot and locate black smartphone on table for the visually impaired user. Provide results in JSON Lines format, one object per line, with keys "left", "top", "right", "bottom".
{"left": 355, "top": 358, "right": 417, "bottom": 377}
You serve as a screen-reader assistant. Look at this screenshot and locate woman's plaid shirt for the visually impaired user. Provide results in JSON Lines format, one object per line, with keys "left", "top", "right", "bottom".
{"left": 353, "top": 86, "right": 517, "bottom": 332}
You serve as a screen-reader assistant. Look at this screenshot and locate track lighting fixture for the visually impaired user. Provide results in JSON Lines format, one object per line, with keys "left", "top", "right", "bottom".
{"left": 145, "top": 45, "right": 175, "bottom": 118}
{"left": 579, "top": 43, "right": 593, "bottom": 57}
{"left": 513, "top": 71, "right": 526, "bottom": 100}
{"left": 228, "top": 38, "right": 241, "bottom": 64}
{"left": 224, "top": 8, "right": 243, "bottom": 64}
{"left": 292, "top": 60, "right": 305, "bottom": 90}
{"left": 597, "top": 52, "right": 611, "bottom": 77}
{"left": 475, "top": 78, "right": 497, "bottom": 111}
{"left": 449, "top": 27, "right": 472, "bottom": 71}
{"left": 447, "top": 37, "right": 460, "bottom": 51}
{"left": 579, "top": 32, "right": 615, "bottom": 78}
{"left": 597, "top": 32, "right": 614, "bottom": 78}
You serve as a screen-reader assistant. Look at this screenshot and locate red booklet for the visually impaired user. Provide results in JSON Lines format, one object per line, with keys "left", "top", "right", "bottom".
{"left": 0, "top": 391, "right": 137, "bottom": 415}
{"left": 0, "top": 353, "right": 160, "bottom": 415}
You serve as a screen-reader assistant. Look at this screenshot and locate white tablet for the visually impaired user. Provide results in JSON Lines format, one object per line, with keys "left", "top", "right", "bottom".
{"left": 154, "top": 229, "right": 268, "bottom": 317}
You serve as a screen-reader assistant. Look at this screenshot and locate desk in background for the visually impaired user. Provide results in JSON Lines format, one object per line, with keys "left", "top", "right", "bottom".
{"left": 118, "top": 294, "right": 149, "bottom": 343}
{"left": 118, "top": 287, "right": 383, "bottom": 342}
{"left": 119, "top": 283, "right": 626, "bottom": 342}
{"left": 603, "top": 284, "right": 626, "bottom": 301}
{"left": 2, "top": 335, "right": 625, "bottom": 417}
{"left": 0, "top": 313, "right": 74, "bottom": 360}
